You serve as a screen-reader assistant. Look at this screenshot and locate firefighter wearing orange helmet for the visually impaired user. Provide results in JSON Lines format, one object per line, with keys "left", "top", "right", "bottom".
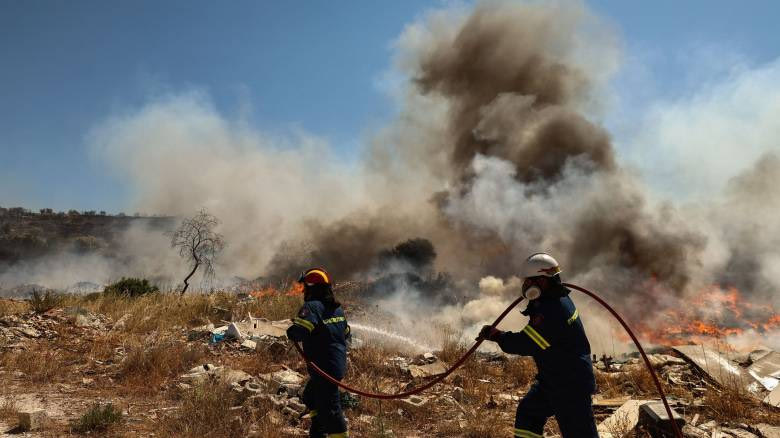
{"left": 287, "top": 268, "right": 351, "bottom": 438}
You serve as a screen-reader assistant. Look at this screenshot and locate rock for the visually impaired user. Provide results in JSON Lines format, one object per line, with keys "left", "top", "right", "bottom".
{"left": 287, "top": 398, "right": 306, "bottom": 414}
{"left": 387, "top": 357, "right": 409, "bottom": 373}
{"left": 749, "top": 349, "right": 772, "bottom": 364}
{"left": 17, "top": 326, "right": 40, "bottom": 338}
{"left": 452, "top": 386, "right": 465, "bottom": 402}
{"left": 401, "top": 395, "right": 428, "bottom": 408}
{"left": 113, "top": 313, "right": 131, "bottom": 330}
{"left": 356, "top": 414, "right": 374, "bottom": 424}
{"left": 266, "top": 341, "right": 288, "bottom": 357}
{"left": 212, "top": 306, "right": 233, "bottom": 322}
{"left": 638, "top": 401, "right": 686, "bottom": 437}
{"left": 681, "top": 424, "right": 709, "bottom": 438}
{"left": 180, "top": 363, "right": 251, "bottom": 386}
{"left": 74, "top": 314, "right": 92, "bottom": 327}
{"left": 646, "top": 354, "right": 686, "bottom": 368}
{"left": 240, "top": 339, "right": 257, "bottom": 350}
{"left": 188, "top": 323, "right": 214, "bottom": 340}
{"left": 243, "top": 381, "right": 265, "bottom": 395}
{"left": 495, "top": 393, "right": 519, "bottom": 403}
{"left": 260, "top": 369, "right": 305, "bottom": 394}
{"left": 226, "top": 323, "right": 243, "bottom": 340}
{"left": 722, "top": 428, "right": 757, "bottom": 438}
{"left": 755, "top": 424, "right": 780, "bottom": 438}
{"left": 18, "top": 410, "right": 47, "bottom": 431}
{"left": 698, "top": 421, "right": 717, "bottom": 431}
{"left": 597, "top": 400, "right": 648, "bottom": 434}
{"left": 408, "top": 360, "right": 448, "bottom": 378}
{"left": 216, "top": 368, "right": 252, "bottom": 385}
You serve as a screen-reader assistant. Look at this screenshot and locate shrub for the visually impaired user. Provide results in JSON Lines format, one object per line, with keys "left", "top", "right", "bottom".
{"left": 72, "top": 403, "right": 122, "bottom": 433}
{"left": 29, "top": 289, "right": 63, "bottom": 313}
{"left": 104, "top": 277, "right": 159, "bottom": 297}
{"left": 72, "top": 235, "right": 106, "bottom": 253}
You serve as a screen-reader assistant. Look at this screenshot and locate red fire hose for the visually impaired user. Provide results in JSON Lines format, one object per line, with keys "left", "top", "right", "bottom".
{"left": 293, "top": 283, "right": 683, "bottom": 438}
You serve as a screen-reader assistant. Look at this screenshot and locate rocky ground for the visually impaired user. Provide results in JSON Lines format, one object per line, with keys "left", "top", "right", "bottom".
{"left": 0, "top": 293, "right": 777, "bottom": 437}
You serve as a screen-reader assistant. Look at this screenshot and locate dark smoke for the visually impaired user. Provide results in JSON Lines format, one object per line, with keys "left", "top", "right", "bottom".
{"left": 407, "top": 2, "right": 704, "bottom": 303}
{"left": 414, "top": 3, "right": 615, "bottom": 184}
{"left": 377, "top": 238, "right": 436, "bottom": 275}
{"left": 263, "top": 1, "right": 705, "bottom": 307}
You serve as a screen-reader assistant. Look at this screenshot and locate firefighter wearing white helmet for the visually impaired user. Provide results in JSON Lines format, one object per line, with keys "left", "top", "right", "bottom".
{"left": 478, "top": 253, "right": 598, "bottom": 438}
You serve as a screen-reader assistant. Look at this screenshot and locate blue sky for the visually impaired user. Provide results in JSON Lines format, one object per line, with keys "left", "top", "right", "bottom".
{"left": 1, "top": 0, "right": 779, "bottom": 212}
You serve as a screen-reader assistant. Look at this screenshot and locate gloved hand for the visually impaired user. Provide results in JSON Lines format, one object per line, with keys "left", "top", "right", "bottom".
{"left": 477, "top": 325, "right": 503, "bottom": 342}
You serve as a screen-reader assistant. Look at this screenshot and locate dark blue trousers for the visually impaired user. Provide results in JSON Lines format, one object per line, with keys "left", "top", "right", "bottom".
{"left": 302, "top": 376, "right": 348, "bottom": 438}
{"left": 514, "top": 382, "right": 598, "bottom": 438}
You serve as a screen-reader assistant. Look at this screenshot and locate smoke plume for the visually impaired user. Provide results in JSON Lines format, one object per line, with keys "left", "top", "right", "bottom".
{"left": 5, "top": 0, "right": 780, "bottom": 350}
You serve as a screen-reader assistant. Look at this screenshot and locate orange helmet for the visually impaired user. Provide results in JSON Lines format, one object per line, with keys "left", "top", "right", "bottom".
{"left": 298, "top": 268, "right": 331, "bottom": 286}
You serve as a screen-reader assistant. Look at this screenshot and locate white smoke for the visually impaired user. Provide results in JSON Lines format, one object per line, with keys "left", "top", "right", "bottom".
{"left": 90, "top": 91, "right": 372, "bottom": 280}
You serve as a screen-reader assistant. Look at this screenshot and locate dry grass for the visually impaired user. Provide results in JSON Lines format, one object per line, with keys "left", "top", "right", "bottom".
{"left": 0, "top": 348, "right": 67, "bottom": 383}
{"left": 595, "top": 365, "right": 659, "bottom": 398}
{"left": 157, "top": 381, "right": 251, "bottom": 438}
{"left": 119, "top": 339, "right": 207, "bottom": 392}
{"left": 64, "top": 291, "right": 301, "bottom": 334}
{"left": 0, "top": 299, "right": 29, "bottom": 317}
{"left": 502, "top": 357, "right": 535, "bottom": 388}
{"left": 437, "top": 409, "right": 507, "bottom": 437}
{"left": 704, "top": 384, "right": 780, "bottom": 424}
{"left": 0, "top": 394, "right": 20, "bottom": 424}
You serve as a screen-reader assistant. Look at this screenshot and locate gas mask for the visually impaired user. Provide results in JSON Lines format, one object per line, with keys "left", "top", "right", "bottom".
{"left": 523, "top": 285, "right": 541, "bottom": 300}
{"left": 522, "top": 278, "right": 542, "bottom": 300}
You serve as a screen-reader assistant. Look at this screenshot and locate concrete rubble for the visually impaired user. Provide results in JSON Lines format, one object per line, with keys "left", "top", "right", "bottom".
{"left": 18, "top": 409, "right": 48, "bottom": 431}
{"left": 673, "top": 345, "right": 780, "bottom": 408}
{"left": 0, "top": 306, "right": 114, "bottom": 348}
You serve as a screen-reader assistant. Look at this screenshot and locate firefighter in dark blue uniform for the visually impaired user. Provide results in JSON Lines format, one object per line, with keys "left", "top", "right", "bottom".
{"left": 478, "top": 253, "right": 598, "bottom": 438}
{"left": 287, "top": 268, "right": 351, "bottom": 438}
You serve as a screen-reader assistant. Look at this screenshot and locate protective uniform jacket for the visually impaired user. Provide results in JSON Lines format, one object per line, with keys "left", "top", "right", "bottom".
{"left": 496, "top": 287, "right": 595, "bottom": 394}
{"left": 287, "top": 300, "right": 351, "bottom": 380}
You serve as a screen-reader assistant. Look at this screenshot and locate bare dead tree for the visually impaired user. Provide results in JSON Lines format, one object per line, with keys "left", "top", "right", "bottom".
{"left": 169, "top": 209, "right": 225, "bottom": 295}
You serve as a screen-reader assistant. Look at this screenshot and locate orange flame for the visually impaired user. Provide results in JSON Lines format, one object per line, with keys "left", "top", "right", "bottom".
{"left": 249, "top": 282, "right": 303, "bottom": 298}
{"left": 627, "top": 285, "right": 779, "bottom": 348}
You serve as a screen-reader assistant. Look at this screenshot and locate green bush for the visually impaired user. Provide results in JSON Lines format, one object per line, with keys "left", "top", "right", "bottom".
{"left": 104, "top": 278, "right": 159, "bottom": 297}
{"left": 29, "top": 289, "right": 64, "bottom": 313}
{"left": 72, "top": 403, "right": 122, "bottom": 433}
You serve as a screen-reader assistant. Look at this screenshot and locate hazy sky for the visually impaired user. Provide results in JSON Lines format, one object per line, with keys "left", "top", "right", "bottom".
{"left": 1, "top": 0, "right": 779, "bottom": 212}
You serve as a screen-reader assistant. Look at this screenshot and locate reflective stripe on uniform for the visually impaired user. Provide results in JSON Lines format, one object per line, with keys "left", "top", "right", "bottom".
{"left": 293, "top": 317, "right": 315, "bottom": 332}
{"left": 522, "top": 325, "right": 551, "bottom": 350}
{"left": 567, "top": 309, "right": 579, "bottom": 325}
{"left": 515, "top": 429, "right": 542, "bottom": 438}
{"left": 323, "top": 316, "right": 346, "bottom": 324}
{"left": 326, "top": 433, "right": 348, "bottom": 438}
{"left": 309, "top": 409, "right": 317, "bottom": 418}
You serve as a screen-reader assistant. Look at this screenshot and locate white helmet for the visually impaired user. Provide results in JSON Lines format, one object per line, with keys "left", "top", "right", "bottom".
{"left": 520, "top": 253, "right": 561, "bottom": 300}
{"left": 521, "top": 253, "right": 561, "bottom": 279}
